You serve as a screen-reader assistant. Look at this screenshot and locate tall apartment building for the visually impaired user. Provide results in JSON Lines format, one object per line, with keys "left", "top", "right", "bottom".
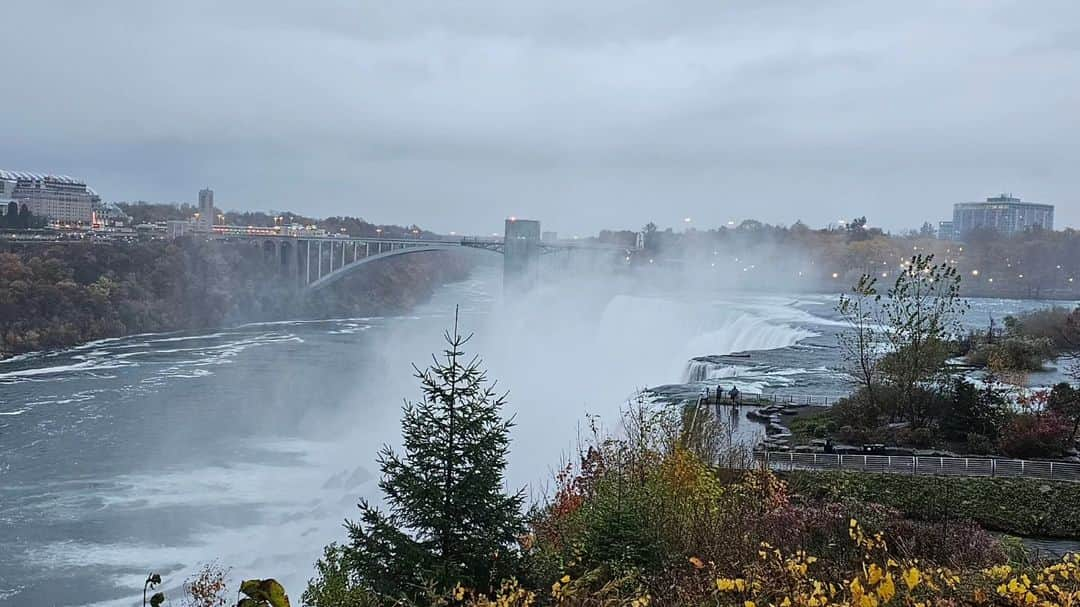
{"left": 952, "top": 194, "right": 1054, "bottom": 237}
{"left": 196, "top": 188, "right": 215, "bottom": 231}
{"left": 0, "top": 169, "right": 100, "bottom": 223}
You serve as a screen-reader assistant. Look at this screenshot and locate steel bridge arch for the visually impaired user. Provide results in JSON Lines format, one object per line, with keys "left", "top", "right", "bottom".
{"left": 304, "top": 242, "right": 501, "bottom": 293}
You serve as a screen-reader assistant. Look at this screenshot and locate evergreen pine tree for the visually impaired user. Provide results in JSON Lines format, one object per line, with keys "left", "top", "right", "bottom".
{"left": 344, "top": 308, "right": 524, "bottom": 600}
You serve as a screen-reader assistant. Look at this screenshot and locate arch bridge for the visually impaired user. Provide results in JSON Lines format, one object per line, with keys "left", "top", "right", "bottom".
{"left": 207, "top": 220, "right": 637, "bottom": 294}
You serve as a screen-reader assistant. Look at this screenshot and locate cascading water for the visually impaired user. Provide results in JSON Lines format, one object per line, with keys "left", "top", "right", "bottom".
{"left": 682, "top": 309, "right": 817, "bottom": 360}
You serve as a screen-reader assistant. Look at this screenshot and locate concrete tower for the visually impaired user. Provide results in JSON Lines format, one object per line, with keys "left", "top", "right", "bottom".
{"left": 503, "top": 218, "right": 540, "bottom": 292}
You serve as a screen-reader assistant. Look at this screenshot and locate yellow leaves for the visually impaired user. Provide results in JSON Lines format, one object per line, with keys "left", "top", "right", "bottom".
{"left": 866, "top": 564, "right": 884, "bottom": 586}
{"left": 715, "top": 578, "right": 748, "bottom": 593}
{"left": 689, "top": 556, "right": 705, "bottom": 570}
{"left": 989, "top": 561, "right": 1010, "bottom": 578}
{"left": 850, "top": 578, "right": 865, "bottom": 602}
{"left": 551, "top": 575, "right": 571, "bottom": 600}
{"left": 902, "top": 567, "right": 921, "bottom": 591}
{"left": 744, "top": 602, "right": 756, "bottom": 607}
{"left": 630, "top": 594, "right": 651, "bottom": 607}
{"left": 875, "top": 573, "right": 895, "bottom": 603}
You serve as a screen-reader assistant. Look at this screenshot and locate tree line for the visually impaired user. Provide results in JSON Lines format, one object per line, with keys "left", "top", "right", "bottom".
{"left": 1, "top": 201, "right": 45, "bottom": 230}
{"left": 116, "top": 202, "right": 434, "bottom": 239}
{"left": 0, "top": 239, "right": 472, "bottom": 359}
{"left": 629, "top": 218, "right": 1080, "bottom": 298}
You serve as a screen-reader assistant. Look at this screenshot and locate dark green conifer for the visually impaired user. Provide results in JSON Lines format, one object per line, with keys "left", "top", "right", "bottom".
{"left": 344, "top": 309, "right": 524, "bottom": 600}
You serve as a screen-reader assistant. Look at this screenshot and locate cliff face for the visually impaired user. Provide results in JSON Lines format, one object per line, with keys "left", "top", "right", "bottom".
{"left": 0, "top": 240, "right": 475, "bottom": 358}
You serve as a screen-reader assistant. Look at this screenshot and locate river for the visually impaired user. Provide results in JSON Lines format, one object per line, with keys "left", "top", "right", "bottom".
{"left": 0, "top": 262, "right": 1075, "bottom": 606}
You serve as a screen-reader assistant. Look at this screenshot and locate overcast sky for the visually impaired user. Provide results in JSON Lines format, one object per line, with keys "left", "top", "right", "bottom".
{"left": 2, "top": 1, "right": 1078, "bottom": 235}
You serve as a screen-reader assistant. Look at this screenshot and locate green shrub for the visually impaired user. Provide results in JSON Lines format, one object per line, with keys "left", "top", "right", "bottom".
{"left": 302, "top": 544, "right": 377, "bottom": 607}
{"left": 965, "top": 432, "right": 995, "bottom": 455}
{"left": 784, "top": 470, "right": 1080, "bottom": 538}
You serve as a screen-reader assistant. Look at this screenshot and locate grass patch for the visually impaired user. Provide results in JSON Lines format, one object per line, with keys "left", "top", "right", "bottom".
{"left": 785, "top": 407, "right": 839, "bottom": 444}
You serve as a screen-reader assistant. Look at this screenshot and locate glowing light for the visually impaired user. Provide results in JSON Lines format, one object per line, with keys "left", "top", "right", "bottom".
{"left": 1018, "top": 274, "right": 1024, "bottom": 279}
{"left": 971, "top": 270, "right": 979, "bottom": 276}
{"left": 683, "top": 217, "right": 692, "bottom": 223}
{"left": 508, "top": 216, "right": 516, "bottom": 222}
{"left": 832, "top": 272, "right": 839, "bottom": 279}
{"left": 988, "top": 278, "right": 994, "bottom": 283}
{"left": 882, "top": 272, "right": 888, "bottom": 277}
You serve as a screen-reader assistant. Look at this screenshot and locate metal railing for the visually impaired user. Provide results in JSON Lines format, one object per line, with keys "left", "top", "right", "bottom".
{"left": 757, "top": 451, "right": 1080, "bottom": 482}
{"left": 699, "top": 392, "right": 848, "bottom": 407}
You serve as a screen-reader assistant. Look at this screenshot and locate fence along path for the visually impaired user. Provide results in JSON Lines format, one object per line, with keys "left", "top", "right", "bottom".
{"left": 758, "top": 451, "right": 1080, "bottom": 482}
{"left": 699, "top": 391, "right": 848, "bottom": 407}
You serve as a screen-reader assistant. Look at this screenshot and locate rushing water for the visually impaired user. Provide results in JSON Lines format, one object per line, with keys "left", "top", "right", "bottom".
{"left": 0, "top": 263, "right": 1075, "bottom": 606}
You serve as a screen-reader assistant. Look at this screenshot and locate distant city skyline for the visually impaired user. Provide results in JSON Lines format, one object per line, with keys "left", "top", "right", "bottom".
{"left": 2, "top": 166, "right": 1074, "bottom": 236}
{"left": 2, "top": 1, "right": 1078, "bottom": 235}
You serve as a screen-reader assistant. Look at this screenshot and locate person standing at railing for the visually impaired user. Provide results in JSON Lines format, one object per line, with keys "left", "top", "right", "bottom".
{"left": 730, "top": 385, "right": 740, "bottom": 405}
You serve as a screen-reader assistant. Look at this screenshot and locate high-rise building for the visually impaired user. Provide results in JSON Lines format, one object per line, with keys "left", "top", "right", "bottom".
{"left": 0, "top": 169, "right": 100, "bottom": 223}
{"left": 952, "top": 194, "right": 1054, "bottom": 237}
{"left": 937, "top": 221, "right": 955, "bottom": 240}
{"left": 196, "top": 188, "right": 215, "bottom": 231}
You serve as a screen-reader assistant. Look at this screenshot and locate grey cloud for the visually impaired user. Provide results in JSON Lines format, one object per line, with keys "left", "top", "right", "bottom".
{"left": 1, "top": 0, "right": 1078, "bottom": 235}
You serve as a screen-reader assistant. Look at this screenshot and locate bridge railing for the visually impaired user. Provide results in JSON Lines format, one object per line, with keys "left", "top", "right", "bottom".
{"left": 756, "top": 451, "right": 1080, "bottom": 482}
